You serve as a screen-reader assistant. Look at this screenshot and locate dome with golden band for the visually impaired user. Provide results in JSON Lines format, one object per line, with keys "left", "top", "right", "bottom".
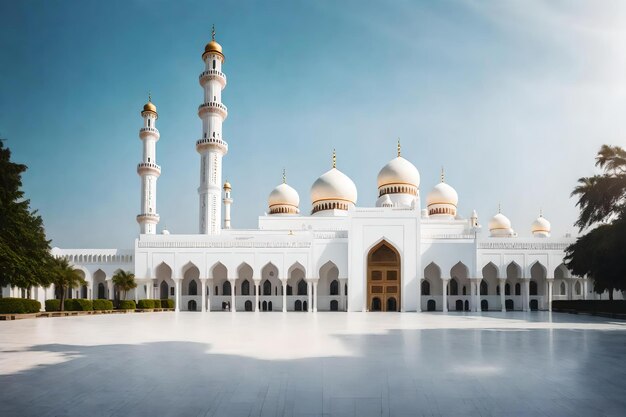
{"left": 269, "top": 182, "right": 300, "bottom": 215}
{"left": 310, "top": 151, "right": 357, "bottom": 215}
{"left": 203, "top": 25, "right": 224, "bottom": 60}
{"left": 426, "top": 169, "right": 458, "bottom": 218}
{"left": 142, "top": 101, "right": 157, "bottom": 114}
{"left": 531, "top": 212, "right": 551, "bottom": 238}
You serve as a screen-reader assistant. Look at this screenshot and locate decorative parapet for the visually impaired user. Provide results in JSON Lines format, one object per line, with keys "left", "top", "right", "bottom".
{"left": 137, "top": 241, "right": 311, "bottom": 249}
{"left": 313, "top": 231, "right": 348, "bottom": 239}
{"left": 478, "top": 242, "right": 570, "bottom": 250}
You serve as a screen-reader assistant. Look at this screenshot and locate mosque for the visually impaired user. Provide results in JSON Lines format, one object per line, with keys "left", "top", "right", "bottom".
{"left": 7, "top": 30, "right": 596, "bottom": 312}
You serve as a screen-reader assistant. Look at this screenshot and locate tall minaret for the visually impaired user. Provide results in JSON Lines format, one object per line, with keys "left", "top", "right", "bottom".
{"left": 197, "top": 25, "right": 228, "bottom": 234}
{"left": 136, "top": 95, "right": 161, "bottom": 234}
{"left": 223, "top": 181, "right": 232, "bottom": 229}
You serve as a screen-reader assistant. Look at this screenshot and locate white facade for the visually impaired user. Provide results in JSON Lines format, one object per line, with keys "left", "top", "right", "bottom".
{"left": 7, "top": 31, "right": 622, "bottom": 310}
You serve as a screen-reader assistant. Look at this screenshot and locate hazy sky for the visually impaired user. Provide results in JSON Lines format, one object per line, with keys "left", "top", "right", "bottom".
{"left": 2, "top": 0, "right": 626, "bottom": 248}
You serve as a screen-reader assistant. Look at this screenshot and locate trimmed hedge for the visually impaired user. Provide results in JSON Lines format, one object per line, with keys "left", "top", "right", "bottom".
{"left": 152, "top": 299, "right": 161, "bottom": 308}
{"left": 137, "top": 299, "right": 156, "bottom": 309}
{"left": 161, "top": 299, "right": 174, "bottom": 309}
{"left": 553, "top": 300, "right": 626, "bottom": 314}
{"left": 93, "top": 299, "right": 113, "bottom": 311}
{"left": 118, "top": 300, "right": 136, "bottom": 310}
{"left": 0, "top": 298, "right": 41, "bottom": 314}
{"left": 64, "top": 299, "right": 93, "bottom": 311}
{"left": 45, "top": 299, "right": 61, "bottom": 312}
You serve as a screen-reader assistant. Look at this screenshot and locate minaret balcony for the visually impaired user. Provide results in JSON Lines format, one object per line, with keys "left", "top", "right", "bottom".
{"left": 196, "top": 137, "right": 228, "bottom": 154}
{"left": 198, "top": 101, "right": 228, "bottom": 119}
{"left": 139, "top": 127, "right": 160, "bottom": 140}
{"left": 137, "top": 162, "right": 161, "bottom": 176}
{"left": 136, "top": 213, "right": 160, "bottom": 224}
{"left": 199, "top": 70, "right": 227, "bottom": 87}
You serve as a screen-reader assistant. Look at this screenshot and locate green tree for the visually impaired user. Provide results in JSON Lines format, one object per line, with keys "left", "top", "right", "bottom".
{"left": 0, "top": 141, "right": 53, "bottom": 290}
{"left": 565, "top": 145, "right": 626, "bottom": 300}
{"left": 112, "top": 270, "right": 136, "bottom": 303}
{"left": 50, "top": 257, "right": 86, "bottom": 311}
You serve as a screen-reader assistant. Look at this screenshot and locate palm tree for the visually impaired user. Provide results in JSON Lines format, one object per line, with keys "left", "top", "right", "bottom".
{"left": 571, "top": 145, "right": 626, "bottom": 230}
{"left": 50, "top": 257, "right": 86, "bottom": 311}
{"left": 112, "top": 270, "right": 137, "bottom": 303}
{"left": 566, "top": 145, "right": 626, "bottom": 300}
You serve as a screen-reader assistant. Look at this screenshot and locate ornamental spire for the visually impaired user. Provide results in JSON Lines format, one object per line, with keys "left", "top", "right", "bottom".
{"left": 440, "top": 166, "right": 445, "bottom": 183}
{"left": 148, "top": 91, "right": 152, "bottom": 102}
{"left": 332, "top": 149, "right": 336, "bottom": 169}
{"left": 282, "top": 168, "right": 286, "bottom": 184}
{"left": 212, "top": 24, "right": 216, "bottom": 41}
{"left": 397, "top": 138, "right": 401, "bottom": 157}
{"left": 498, "top": 203, "right": 501, "bottom": 214}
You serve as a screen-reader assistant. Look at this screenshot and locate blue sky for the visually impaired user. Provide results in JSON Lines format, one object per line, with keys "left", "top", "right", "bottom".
{"left": 2, "top": 0, "right": 626, "bottom": 248}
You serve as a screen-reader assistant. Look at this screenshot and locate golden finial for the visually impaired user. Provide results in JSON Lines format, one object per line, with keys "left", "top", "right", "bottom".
{"left": 397, "top": 138, "right": 401, "bottom": 157}
{"left": 332, "top": 149, "right": 336, "bottom": 169}
{"left": 212, "top": 24, "right": 216, "bottom": 41}
{"left": 282, "top": 168, "right": 286, "bottom": 184}
{"left": 440, "top": 166, "right": 445, "bottom": 183}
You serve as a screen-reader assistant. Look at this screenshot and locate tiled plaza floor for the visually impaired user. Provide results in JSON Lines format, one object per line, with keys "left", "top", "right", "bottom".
{"left": 1, "top": 311, "right": 625, "bottom": 417}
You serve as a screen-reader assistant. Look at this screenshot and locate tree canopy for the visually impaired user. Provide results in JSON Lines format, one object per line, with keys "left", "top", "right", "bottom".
{"left": 0, "top": 141, "right": 53, "bottom": 289}
{"left": 112, "top": 270, "right": 136, "bottom": 301}
{"left": 565, "top": 145, "right": 626, "bottom": 299}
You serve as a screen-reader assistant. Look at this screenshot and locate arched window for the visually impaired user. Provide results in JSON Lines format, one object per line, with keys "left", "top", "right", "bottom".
{"left": 330, "top": 280, "right": 339, "bottom": 295}
{"left": 160, "top": 281, "right": 168, "bottom": 299}
{"left": 189, "top": 280, "right": 197, "bottom": 296}
{"left": 515, "top": 283, "right": 521, "bottom": 296}
{"left": 529, "top": 281, "right": 537, "bottom": 296}
{"left": 496, "top": 285, "right": 500, "bottom": 295}
{"left": 222, "top": 281, "right": 231, "bottom": 296}
{"left": 263, "top": 280, "right": 272, "bottom": 296}
{"left": 480, "top": 280, "right": 488, "bottom": 295}
{"left": 560, "top": 282, "right": 566, "bottom": 295}
{"left": 297, "top": 279, "right": 307, "bottom": 296}
{"left": 212, "top": 60, "right": 216, "bottom": 69}
{"left": 575, "top": 281, "right": 581, "bottom": 295}
{"left": 505, "top": 283, "right": 511, "bottom": 295}
{"left": 449, "top": 279, "right": 458, "bottom": 296}
{"left": 421, "top": 280, "right": 430, "bottom": 296}
{"left": 241, "top": 280, "right": 250, "bottom": 296}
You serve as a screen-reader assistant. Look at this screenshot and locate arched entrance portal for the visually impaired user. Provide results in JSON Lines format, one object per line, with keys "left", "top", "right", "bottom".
{"left": 367, "top": 241, "right": 401, "bottom": 312}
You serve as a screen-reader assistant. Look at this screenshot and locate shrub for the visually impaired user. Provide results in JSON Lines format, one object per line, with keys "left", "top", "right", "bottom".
{"left": 152, "top": 299, "right": 161, "bottom": 308}
{"left": 161, "top": 299, "right": 174, "bottom": 309}
{"left": 137, "top": 299, "right": 155, "bottom": 309}
{"left": 93, "top": 299, "right": 113, "bottom": 311}
{"left": 118, "top": 300, "right": 136, "bottom": 310}
{"left": 64, "top": 299, "right": 93, "bottom": 311}
{"left": 45, "top": 299, "right": 61, "bottom": 312}
{"left": 0, "top": 298, "right": 41, "bottom": 314}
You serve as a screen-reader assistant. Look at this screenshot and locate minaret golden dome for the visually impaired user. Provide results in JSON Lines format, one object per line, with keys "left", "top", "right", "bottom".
{"left": 223, "top": 181, "right": 231, "bottom": 191}
{"left": 203, "top": 24, "right": 224, "bottom": 61}
{"left": 142, "top": 93, "right": 157, "bottom": 114}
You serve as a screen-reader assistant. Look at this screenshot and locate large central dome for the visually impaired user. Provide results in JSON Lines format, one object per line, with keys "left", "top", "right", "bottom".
{"left": 377, "top": 156, "right": 420, "bottom": 189}
{"left": 310, "top": 161, "right": 357, "bottom": 215}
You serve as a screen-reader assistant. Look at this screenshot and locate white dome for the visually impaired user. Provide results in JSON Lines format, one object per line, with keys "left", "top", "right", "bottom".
{"left": 377, "top": 157, "right": 420, "bottom": 189}
{"left": 269, "top": 183, "right": 299, "bottom": 208}
{"left": 426, "top": 182, "right": 458, "bottom": 207}
{"left": 531, "top": 215, "right": 551, "bottom": 234}
{"left": 489, "top": 213, "right": 512, "bottom": 231}
{"left": 310, "top": 168, "right": 357, "bottom": 205}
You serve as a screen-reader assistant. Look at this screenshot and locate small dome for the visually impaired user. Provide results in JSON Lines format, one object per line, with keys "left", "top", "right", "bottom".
{"left": 310, "top": 168, "right": 357, "bottom": 206}
{"left": 426, "top": 182, "right": 458, "bottom": 207}
{"left": 204, "top": 39, "right": 223, "bottom": 56}
{"left": 161, "top": 228, "right": 170, "bottom": 235}
{"left": 377, "top": 157, "right": 420, "bottom": 189}
{"left": 531, "top": 214, "right": 551, "bottom": 236}
{"left": 223, "top": 181, "right": 231, "bottom": 191}
{"left": 269, "top": 183, "right": 300, "bottom": 210}
{"left": 488, "top": 213, "right": 512, "bottom": 231}
{"left": 143, "top": 101, "right": 157, "bottom": 113}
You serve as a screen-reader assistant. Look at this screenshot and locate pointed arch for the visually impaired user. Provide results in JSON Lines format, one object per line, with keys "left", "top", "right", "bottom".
{"left": 506, "top": 261, "right": 522, "bottom": 280}
{"left": 554, "top": 263, "right": 569, "bottom": 279}
{"left": 530, "top": 261, "right": 547, "bottom": 280}
{"left": 451, "top": 261, "right": 469, "bottom": 281}
{"left": 367, "top": 240, "right": 401, "bottom": 312}
{"left": 481, "top": 262, "right": 498, "bottom": 280}
{"left": 424, "top": 262, "right": 441, "bottom": 281}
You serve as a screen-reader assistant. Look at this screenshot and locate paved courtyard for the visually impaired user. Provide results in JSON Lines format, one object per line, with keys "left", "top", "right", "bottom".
{"left": 0, "top": 312, "right": 625, "bottom": 417}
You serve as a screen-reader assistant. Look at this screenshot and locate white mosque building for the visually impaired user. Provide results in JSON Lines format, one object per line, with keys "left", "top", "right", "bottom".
{"left": 6, "top": 31, "right": 597, "bottom": 313}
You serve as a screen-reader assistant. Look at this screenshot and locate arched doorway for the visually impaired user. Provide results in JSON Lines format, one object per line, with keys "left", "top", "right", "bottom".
{"left": 330, "top": 300, "right": 338, "bottom": 311}
{"left": 295, "top": 300, "right": 302, "bottom": 311}
{"left": 427, "top": 299, "right": 436, "bottom": 311}
{"left": 481, "top": 299, "right": 488, "bottom": 311}
{"left": 160, "top": 281, "right": 168, "bottom": 300}
{"left": 244, "top": 300, "right": 252, "bottom": 311}
{"left": 367, "top": 241, "right": 401, "bottom": 312}
{"left": 97, "top": 283, "right": 105, "bottom": 299}
{"left": 455, "top": 300, "right": 463, "bottom": 311}
{"left": 188, "top": 300, "right": 197, "bottom": 311}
